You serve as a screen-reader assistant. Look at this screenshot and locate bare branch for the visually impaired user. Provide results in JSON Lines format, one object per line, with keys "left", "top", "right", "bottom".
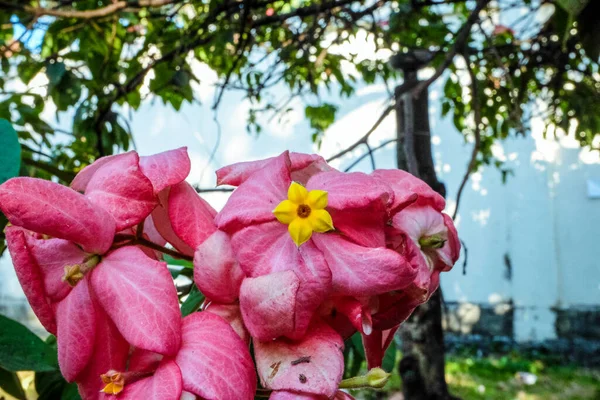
{"left": 343, "top": 139, "right": 397, "bottom": 172}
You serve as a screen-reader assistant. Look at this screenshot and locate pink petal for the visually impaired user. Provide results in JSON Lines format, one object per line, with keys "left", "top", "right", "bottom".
{"left": 0, "top": 178, "right": 115, "bottom": 254}
{"left": 329, "top": 208, "right": 386, "bottom": 248}
{"left": 139, "top": 147, "right": 191, "bottom": 194}
{"left": 232, "top": 222, "right": 331, "bottom": 339}
{"left": 70, "top": 153, "right": 130, "bottom": 192}
{"left": 120, "top": 360, "right": 182, "bottom": 400}
{"left": 5, "top": 227, "right": 57, "bottom": 333}
{"left": 28, "top": 237, "right": 85, "bottom": 302}
{"left": 313, "top": 234, "right": 416, "bottom": 296}
{"left": 362, "top": 330, "right": 383, "bottom": 369}
{"left": 362, "top": 327, "right": 399, "bottom": 369}
{"left": 335, "top": 391, "right": 357, "bottom": 400}
{"left": 151, "top": 196, "right": 195, "bottom": 257}
{"left": 175, "top": 312, "right": 257, "bottom": 400}
{"left": 75, "top": 304, "right": 130, "bottom": 399}
{"left": 254, "top": 321, "right": 344, "bottom": 398}
{"left": 56, "top": 279, "right": 96, "bottom": 382}
{"left": 391, "top": 204, "right": 446, "bottom": 244}
{"left": 129, "top": 348, "right": 163, "bottom": 373}
{"left": 91, "top": 247, "right": 181, "bottom": 355}
{"left": 439, "top": 213, "right": 460, "bottom": 270}
{"left": 215, "top": 152, "right": 291, "bottom": 232}
{"left": 204, "top": 302, "right": 250, "bottom": 343}
{"left": 239, "top": 271, "right": 299, "bottom": 341}
{"left": 216, "top": 152, "right": 328, "bottom": 187}
{"left": 169, "top": 182, "right": 217, "bottom": 250}
{"left": 194, "top": 230, "right": 244, "bottom": 304}
{"left": 269, "top": 391, "right": 327, "bottom": 400}
{"left": 306, "top": 171, "right": 392, "bottom": 211}
{"left": 84, "top": 151, "right": 157, "bottom": 231}
{"left": 371, "top": 169, "right": 445, "bottom": 213}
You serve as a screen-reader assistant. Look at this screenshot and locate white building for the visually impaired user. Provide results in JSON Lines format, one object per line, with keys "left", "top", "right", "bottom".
{"left": 1, "top": 71, "right": 599, "bottom": 343}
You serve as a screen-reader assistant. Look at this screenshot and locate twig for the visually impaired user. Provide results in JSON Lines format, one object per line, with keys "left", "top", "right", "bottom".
{"left": 452, "top": 55, "right": 481, "bottom": 220}
{"left": 113, "top": 234, "right": 194, "bottom": 261}
{"left": 343, "top": 139, "right": 397, "bottom": 172}
{"left": 194, "top": 187, "right": 234, "bottom": 193}
{"left": 326, "top": 103, "right": 394, "bottom": 163}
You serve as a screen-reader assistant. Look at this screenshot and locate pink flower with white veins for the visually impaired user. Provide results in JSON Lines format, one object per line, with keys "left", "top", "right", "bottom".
{"left": 0, "top": 148, "right": 191, "bottom": 383}
{"left": 96, "top": 312, "right": 257, "bottom": 400}
{"left": 214, "top": 151, "right": 417, "bottom": 341}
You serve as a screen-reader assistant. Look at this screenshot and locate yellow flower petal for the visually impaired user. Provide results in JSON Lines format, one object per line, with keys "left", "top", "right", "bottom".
{"left": 288, "top": 218, "right": 313, "bottom": 246}
{"left": 306, "top": 190, "right": 328, "bottom": 210}
{"left": 273, "top": 200, "right": 297, "bottom": 224}
{"left": 308, "top": 209, "right": 334, "bottom": 233}
{"left": 288, "top": 182, "right": 308, "bottom": 204}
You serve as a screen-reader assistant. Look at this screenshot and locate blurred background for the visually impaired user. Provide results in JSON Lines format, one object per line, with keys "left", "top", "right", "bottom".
{"left": 0, "top": 0, "right": 599, "bottom": 399}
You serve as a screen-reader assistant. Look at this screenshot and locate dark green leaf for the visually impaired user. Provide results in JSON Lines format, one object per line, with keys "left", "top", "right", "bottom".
{"left": 163, "top": 254, "right": 193, "bottom": 269}
{"left": 0, "top": 314, "right": 58, "bottom": 372}
{"left": 0, "top": 367, "right": 26, "bottom": 400}
{"left": 35, "top": 370, "right": 66, "bottom": 400}
{"left": 0, "top": 119, "right": 21, "bottom": 184}
{"left": 181, "top": 284, "right": 205, "bottom": 316}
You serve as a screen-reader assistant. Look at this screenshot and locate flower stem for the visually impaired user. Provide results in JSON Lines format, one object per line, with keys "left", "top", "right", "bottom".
{"left": 112, "top": 234, "right": 194, "bottom": 261}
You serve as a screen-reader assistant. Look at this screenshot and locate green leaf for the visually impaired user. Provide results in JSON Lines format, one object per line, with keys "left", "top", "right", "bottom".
{"left": 0, "top": 367, "right": 26, "bottom": 400}
{"left": 181, "top": 284, "right": 205, "bottom": 316}
{"left": 0, "top": 314, "right": 58, "bottom": 372}
{"left": 382, "top": 340, "right": 397, "bottom": 372}
{"left": 0, "top": 119, "right": 21, "bottom": 184}
{"left": 35, "top": 370, "right": 66, "bottom": 400}
{"left": 163, "top": 254, "right": 193, "bottom": 269}
{"left": 556, "top": 0, "right": 589, "bottom": 15}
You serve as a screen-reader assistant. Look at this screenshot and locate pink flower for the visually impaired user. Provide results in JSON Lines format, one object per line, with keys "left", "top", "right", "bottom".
{"left": 215, "top": 152, "right": 417, "bottom": 340}
{"left": 0, "top": 148, "right": 190, "bottom": 382}
{"left": 96, "top": 312, "right": 257, "bottom": 400}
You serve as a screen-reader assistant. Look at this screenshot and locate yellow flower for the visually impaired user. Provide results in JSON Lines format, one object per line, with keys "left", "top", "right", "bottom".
{"left": 273, "top": 182, "right": 334, "bottom": 246}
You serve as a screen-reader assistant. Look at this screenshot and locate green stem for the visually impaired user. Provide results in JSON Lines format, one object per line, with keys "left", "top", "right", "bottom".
{"left": 112, "top": 234, "right": 194, "bottom": 261}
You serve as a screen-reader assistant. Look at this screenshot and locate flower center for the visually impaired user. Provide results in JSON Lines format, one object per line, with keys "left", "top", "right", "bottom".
{"left": 296, "top": 204, "right": 311, "bottom": 218}
{"left": 101, "top": 370, "right": 125, "bottom": 395}
{"left": 272, "top": 182, "right": 334, "bottom": 246}
{"left": 61, "top": 255, "right": 101, "bottom": 287}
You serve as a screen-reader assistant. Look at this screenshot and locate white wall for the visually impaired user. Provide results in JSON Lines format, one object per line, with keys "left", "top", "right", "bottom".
{"left": 1, "top": 79, "right": 599, "bottom": 341}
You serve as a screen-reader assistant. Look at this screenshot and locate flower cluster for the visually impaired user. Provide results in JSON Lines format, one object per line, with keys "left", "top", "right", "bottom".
{"left": 0, "top": 149, "right": 459, "bottom": 399}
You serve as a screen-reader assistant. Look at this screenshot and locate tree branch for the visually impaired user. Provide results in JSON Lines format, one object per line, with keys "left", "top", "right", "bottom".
{"left": 0, "top": 0, "right": 176, "bottom": 19}
{"left": 343, "top": 139, "right": 397, "bottom": 172}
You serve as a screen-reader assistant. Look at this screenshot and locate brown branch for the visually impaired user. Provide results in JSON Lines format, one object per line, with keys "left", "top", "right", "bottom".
{"left": 113, "top": 234, "right": 194, "bottom": 261}
{"left": 453, "top": 55, "right": 481, "bottom": 220}
{"left": 343, "top": 138, "right": 397, "bottom": 172}
{"left": 412, "top": 0, "right": 490, "bottom": 96}
{"left": 0, "top": 0, "right": 176, "bottom": 19}
{"left": 21, "top": 157, "right": 76, "bottom": 182}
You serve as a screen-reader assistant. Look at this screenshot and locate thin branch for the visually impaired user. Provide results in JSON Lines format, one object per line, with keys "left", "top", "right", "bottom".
{"left": 344, "top": 139, "right": 397, "bottom": 172}
{"left": 113, "top": 234, "right": 194, "bottom": 261}
{"left": 326, "top": 103, "right": 394, "bottom": 163}
{"left": 452, "top": 55, "right": 481, "bottom": 220}
{"left": 21, "top": 157, "right": 76, "bottom": 182}
{"left": 194, "top": 187, "right": 234, "bottom": 193}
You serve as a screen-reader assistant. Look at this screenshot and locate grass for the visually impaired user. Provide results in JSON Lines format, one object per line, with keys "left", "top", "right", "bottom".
{"left": 352, "top": 351, "right": 600, "bottom": 400}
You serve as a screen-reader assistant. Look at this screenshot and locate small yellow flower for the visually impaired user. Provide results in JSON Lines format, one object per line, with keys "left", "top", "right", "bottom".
{"left": 273, "top": 182, "right": 334, "bottom": 246}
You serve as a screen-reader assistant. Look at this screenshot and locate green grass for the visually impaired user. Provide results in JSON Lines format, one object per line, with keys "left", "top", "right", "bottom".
{"left": 350, "top": 352, "right": 600, "bottom": 400}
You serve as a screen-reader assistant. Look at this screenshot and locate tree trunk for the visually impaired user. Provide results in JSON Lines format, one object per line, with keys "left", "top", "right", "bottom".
{"left": 395, "top": 83, "right": 456, "bottom": 400}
